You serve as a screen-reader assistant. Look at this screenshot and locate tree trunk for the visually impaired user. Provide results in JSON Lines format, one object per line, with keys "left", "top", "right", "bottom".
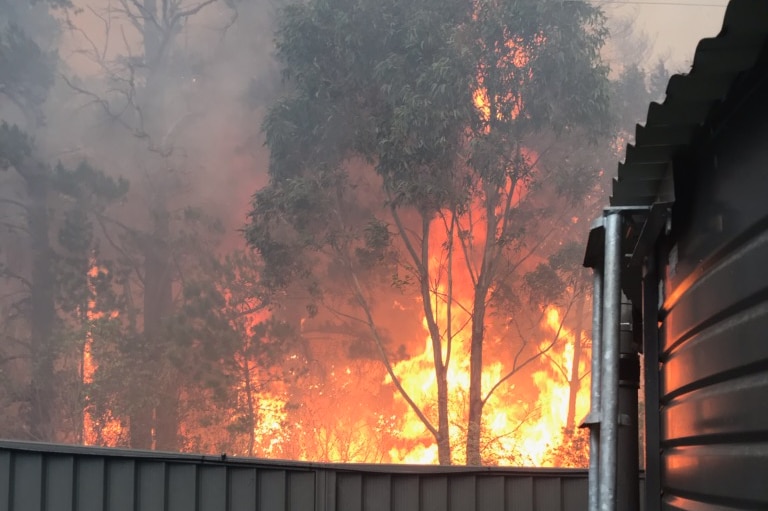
{"left": 26, "top": 170, "right": 56, "bottom": 441}
{"left": 129, "top": 409, "right": 153, "bottom": 449}
{"left": 417, "top": 215, "right": 452, "bottom": 465}
{"left": 144, "top": 208, "right": 175, "bottom": 450}
{"left": 465, "top": 283, "right": 489, "bottom": 465}
{"left": 566, "top": 294, "right": 586, "bottom": 432}
{"left": 243, "top": 357, "right": 256, "bottom": 457}
{"left": 435, "top": 367, "right": 451, "bottom": 464}
{"left": 155, "top": 392, "right": 178, "bottom": 450}
{"left": 131, "top": 204, "right": 174, "bottom": 449}
{"left": 466, "top": 193, "right": 497, "bottom": 466}
{"left": 130, "top": 1, "right": 178, "bottom": 451}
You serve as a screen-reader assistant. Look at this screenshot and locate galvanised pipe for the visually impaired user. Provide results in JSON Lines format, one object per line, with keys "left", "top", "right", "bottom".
{"left": 588, "top": 267, "right": 603, "bottom": 511}
{"left": 598, "top": 211, "right": 622, "bottom": 511}
{"left": 616, "top": 296, "right": 640, "bottom": 511}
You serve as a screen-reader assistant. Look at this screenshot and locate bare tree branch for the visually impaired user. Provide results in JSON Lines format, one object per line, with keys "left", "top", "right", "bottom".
{"left": 482, "top": 299, "right": 575, "bottom": 405}
{"left": 169, "top": 0, "right": 218, "bottom": 27}
{"left": 0, "top": 221, "right": 30, "bottom": 236}
{"left": 0, "top": 354, "right": 32, "bottom": 365}
{"left": 0, "top": 268, "right": 33, "bottom": 289}
{"left": 327, "top": 189, "right": 439, "bottom": 440}
{"left": 59, "top": 74, "right": 149, "bottom": 142}
{"left": 456, "top": 205, "right": 478, "bottom": 287}
{"left": 388, "top": 200, "right": 426, "bottom": 276}
{"left": 0, "top": 197, "right": 30, "bottom": 213}
{"left": 94, "top": 214, "right": 146, "bottom": 286}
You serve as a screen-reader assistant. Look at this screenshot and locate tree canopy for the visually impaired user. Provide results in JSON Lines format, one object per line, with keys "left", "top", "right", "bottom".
{"left": 247, "top": 0, "right": 611, "bottom": 464}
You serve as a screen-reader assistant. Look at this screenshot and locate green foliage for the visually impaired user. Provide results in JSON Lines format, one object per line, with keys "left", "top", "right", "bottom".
{"left": 247, "top": 0, "right": 612, "bottom": 465}
{"left": 524, "top": 241, "right": 588, "bottom": 306}
{"left": 548, "top": 241, "right": 585, "bottom": 274}
{"left": 469, "top": 0, "right": 610, "bottom": 134}
{"left": 250, "top": 0, "right": 611, "bottom": 292}
{"left": 53, "top": 162, "right": 130, "bottom": 204}
{"left": 0, "top": 122, "right": 33, "bottom": 169}
{"left": 609, "top": 60, "right": 670, "bottom": 136}
{"left": 265, "top": 0, "right": 472, "bottom": 211}
{"left": 524, "top": 264, "right": 565, "bottom": 306}
{"left": 355, "top": 220, "right": 393, "bottom": 269}
{"left": 0, "top": 21, "right": 56, "bottom": 114}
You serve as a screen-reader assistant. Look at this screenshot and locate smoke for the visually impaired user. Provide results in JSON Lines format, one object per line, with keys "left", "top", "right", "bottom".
{"left": 44, "top": 0, "right": 279, "bottom": 242}
{"left": 602, "top": 2, "right": 727, "bottom": 72}
{"left": 0, "top": 0, "right": 282, "bottom": 446}
{"left": 0, "top": 0, "right": 728, "bottom": 463}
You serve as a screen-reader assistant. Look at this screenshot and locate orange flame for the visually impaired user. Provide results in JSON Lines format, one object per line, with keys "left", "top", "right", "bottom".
{"left": 380, "top": 199, "right": 590, "bottom": 465}
{"left": 472, "top": 38, "right": 535, "bottom": 130}
{"left": 83, "top": 262, "right": 124, "bottom": 446}
{"left": 81, "top": 241, "right": 590, "bottom": 465}
{"left": 520, "top": 307, "right": 590, "bottom": 465}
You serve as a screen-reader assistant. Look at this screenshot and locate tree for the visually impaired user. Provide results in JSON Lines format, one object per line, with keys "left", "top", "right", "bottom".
{"left": 0, "top": 0, "right": 128, "bottom": 441}
{"left": 59, "top": 0, "right": 251, "bottom": 450}
{"left": 0, "top": 0, "right": 58, "bottom": 440}
{"left": 169, "top": 249, "right": 305, "bottom": 457}
{"left": 524, "top": 242, "right": 591, "bottom": 433}
{"left": 460, "top": 1, "right": 609, "bottom": 465}
{"left": 247, "top": 0, "right": 610, "bottom": 464}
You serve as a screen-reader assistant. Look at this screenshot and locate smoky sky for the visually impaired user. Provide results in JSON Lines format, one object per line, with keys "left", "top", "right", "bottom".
{"left": 605, "top": 1, "right": 727, "bottom": 70}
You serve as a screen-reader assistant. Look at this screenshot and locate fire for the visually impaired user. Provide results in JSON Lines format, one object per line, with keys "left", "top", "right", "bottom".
{"left": 79, "top": 220, "right": 590, "bottom": 465}
{"left": 386, "top": 299, "right": 590, "bottom": 465}
{"left": 379, "top": 201, "right": 591, "bottom": 465}
{"left": 473, "top": 85, "right": 492, "bottom": 126}
{"left": 82, "top": 262, "right": 123, "bottom": 446}
{"left": 249, "top": 390, "right": 291, "bottom": 456}
{"left": 472, "top": 75, "right": 522, "bottom": 128}
{"left": 520, "top": 307, "right": 590, "bottom": 466}
{"left": 472, "top": 37, "right": 537, "bottom": 129}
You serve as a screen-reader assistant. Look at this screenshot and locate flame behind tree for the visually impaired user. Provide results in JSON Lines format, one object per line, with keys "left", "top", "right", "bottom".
{"left": 462, "top": 1, "right": 609, "bottom": 465}
{"left": 53, "top": 0, "right": 245, "bottom": 450}
{"left": 157, "top": 249, "right": 306, "bottom": 457}
{"left": 247, "top": 0, "right": 610, "bottom": 465}
{"left": 1, "top": 0, "right": 130, "bottom": 442}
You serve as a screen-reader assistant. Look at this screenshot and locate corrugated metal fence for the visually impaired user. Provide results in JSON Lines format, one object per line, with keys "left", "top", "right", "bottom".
{"left": 0, "top": 441, "right": 592, "bottom": 511}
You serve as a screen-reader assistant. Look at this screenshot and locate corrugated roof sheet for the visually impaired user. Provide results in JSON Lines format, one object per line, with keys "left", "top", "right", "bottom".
{"left": 610, "top": 0, "right": 768, "bottom": 207}
{"left": 0, "top": 440, "right": 606, "bottom": 511}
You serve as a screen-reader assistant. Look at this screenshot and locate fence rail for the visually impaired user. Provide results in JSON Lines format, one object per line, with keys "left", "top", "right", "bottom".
{"left": 0, "top": 440, "right": 603, "bottom": 511}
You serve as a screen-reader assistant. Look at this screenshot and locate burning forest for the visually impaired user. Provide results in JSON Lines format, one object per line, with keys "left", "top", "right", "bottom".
{"left": 0, "top": 0, "right": 670, "bottom": 466}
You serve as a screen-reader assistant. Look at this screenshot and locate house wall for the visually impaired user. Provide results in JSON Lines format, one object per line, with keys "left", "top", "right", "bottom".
{"left": 656, "top": 74, "right": 768, "bottom": 510}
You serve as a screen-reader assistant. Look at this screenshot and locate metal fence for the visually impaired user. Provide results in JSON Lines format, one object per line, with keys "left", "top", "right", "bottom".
{"left": 0, "top": 441, "right": 596, "bottom": 511}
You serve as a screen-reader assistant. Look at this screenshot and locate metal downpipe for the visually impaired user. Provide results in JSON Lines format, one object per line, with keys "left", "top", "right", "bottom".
{"left": 599, "top": 211, "right": 622, "bottom": 511}
{"left": 617, "top": 296, "right": 640, "bottom": 511}
{"left": 587, "top": 268, "right": 603, "bottom": 511}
